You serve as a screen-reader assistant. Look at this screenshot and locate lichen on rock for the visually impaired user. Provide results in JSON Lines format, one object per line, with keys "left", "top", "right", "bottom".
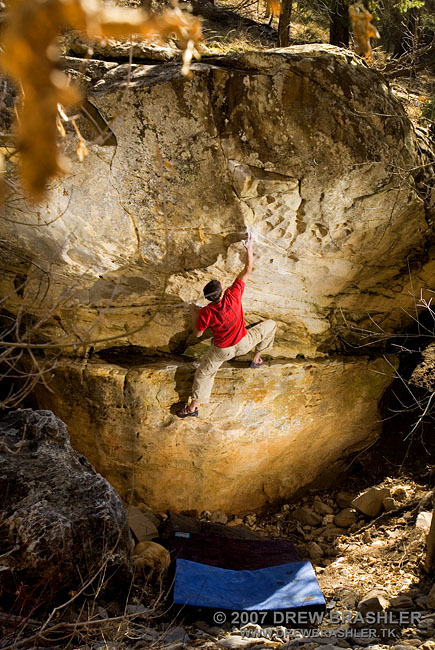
{"left": 0, "top": 409, "right": 133, "bottom": 603}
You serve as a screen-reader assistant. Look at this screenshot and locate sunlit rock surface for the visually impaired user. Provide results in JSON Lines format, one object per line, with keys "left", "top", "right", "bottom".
{"left": 2, "top": 45, "right": 433, "bottom": 512}
{"left": 1, "top": 45, "right": 433, "bottom": 358}
{"left": 35, "top": 354, "right": 397, "bottom": 512}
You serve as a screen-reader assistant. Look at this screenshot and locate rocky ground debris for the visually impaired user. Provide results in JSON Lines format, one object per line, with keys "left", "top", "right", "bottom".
{"left": 2, "top": 467, "right": 434, "bottom": 649}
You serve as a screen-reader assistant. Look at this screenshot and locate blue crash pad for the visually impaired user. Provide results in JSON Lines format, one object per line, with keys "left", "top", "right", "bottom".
{"left": 174, "top": 559, "right": 325, "bottom": 611}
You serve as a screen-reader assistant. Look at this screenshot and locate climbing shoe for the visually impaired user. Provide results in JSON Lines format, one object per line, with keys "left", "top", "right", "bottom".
{"left": 249, "top": 359, "right": 265, "bottom": 368}
{"left": 176, "top": 405, "right": 199, "bottom": 418}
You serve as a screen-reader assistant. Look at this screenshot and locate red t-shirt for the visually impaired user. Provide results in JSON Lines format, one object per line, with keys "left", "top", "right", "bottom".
{"left": 196, "top": 279, "right": 247, "bottom": 348}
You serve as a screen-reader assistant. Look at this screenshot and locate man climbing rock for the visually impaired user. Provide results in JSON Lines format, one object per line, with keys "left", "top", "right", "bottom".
{"left": 176, "top": 234, "right": 276, "bottom": 418}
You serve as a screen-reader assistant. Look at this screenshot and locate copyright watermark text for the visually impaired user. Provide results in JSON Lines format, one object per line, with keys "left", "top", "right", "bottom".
{"left": 211, "top": 609, "right": 423, "bottom": 628}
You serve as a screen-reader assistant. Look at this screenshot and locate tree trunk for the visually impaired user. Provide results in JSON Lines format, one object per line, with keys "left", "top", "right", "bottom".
{"left": 425, "top": 504, "right": 435, "bottom": 574}
{"left": 277, "top": 0, "right": 292, "bottom": 47}
{"left": 329, "top": 0, "right": 349, "bottom": 48}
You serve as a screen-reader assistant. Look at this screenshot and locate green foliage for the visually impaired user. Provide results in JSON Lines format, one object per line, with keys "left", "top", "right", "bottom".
{"left": 421, "top": 96, "right": 435, "bottom": 122}
{"left": 421, "top": 5, "right": 435, "bottom": 29}
{"left": 367, "top": 0, "right": 424, "bottom": 20}
{"left": 369, "top": 0, "right": 433, "bottom": 52}
{"left": 421, "top": 96, "right": 435, "bottom": 139}
{"left": 393, "top": 0, "right": 425, "bottom": 13}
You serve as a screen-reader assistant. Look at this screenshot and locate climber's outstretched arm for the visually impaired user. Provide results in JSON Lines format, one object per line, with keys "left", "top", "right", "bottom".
{"left": 238, "top": 232, "right": 254, "bottom": 284}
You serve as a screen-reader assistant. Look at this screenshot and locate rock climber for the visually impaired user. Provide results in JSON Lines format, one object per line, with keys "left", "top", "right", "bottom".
{"left": 176, "top": 233, "right": 276, "bottom": 418}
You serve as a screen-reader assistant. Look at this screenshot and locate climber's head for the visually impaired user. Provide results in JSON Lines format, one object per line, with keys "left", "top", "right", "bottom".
{"left": 203, "top": 280, "right": 222, "bottom": 303}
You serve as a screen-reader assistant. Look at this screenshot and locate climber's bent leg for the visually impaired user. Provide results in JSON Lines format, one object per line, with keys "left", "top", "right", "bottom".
{"left": 255, "top": 319, "right": 277, "bottom": 353}
{"left": 233, "top": 319, "right": 276, "bottom": 362}
{"left": 191, "top": 343, "right": 235, "bottom": 404}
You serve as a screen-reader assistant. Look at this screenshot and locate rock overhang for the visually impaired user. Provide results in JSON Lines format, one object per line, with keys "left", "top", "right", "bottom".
{"left": 34, "top": 353, "right": 398, "bottom": 512}
{"left": 1, "top": 45, "right": 433, "bottom": 359}
{"left": 2, "top": 43, "right": 433, "bottom": 512}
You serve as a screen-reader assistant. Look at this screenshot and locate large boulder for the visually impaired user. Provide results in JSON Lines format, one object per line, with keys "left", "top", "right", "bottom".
{"left": 0, "top": 45, "right": 433, "bottom": 358}
{"left": 0, "top": 45, "right": 433, "bottom": 514}
{"left": 34, "top": 355, "right": 396, "bottom": 512}
{"left": 0, "top": 410, "right": 133, "bottom": 602}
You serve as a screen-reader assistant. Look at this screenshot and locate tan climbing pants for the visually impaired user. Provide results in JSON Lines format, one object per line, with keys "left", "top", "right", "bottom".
{"left": 191, "top": 319, "right": 276, "bottom": 404}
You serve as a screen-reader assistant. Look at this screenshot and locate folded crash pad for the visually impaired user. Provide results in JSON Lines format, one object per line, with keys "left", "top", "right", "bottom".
{"left": 159, "top": 511, "right": 263, "bottom": 540}
{"left": 174, "top": 559, "right": 326, "bottom": 612}
{"left": 163, "top": 532, "right": 299, "bottom": 570}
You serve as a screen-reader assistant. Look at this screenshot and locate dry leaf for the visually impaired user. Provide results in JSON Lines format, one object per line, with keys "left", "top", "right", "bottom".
{"left": 56, "top": 115, "right": 66, "bottom": 137}
{"left": 1, "top": 0, "right": 80, "bottom": 200}
{"left": 164, "top": 160, "right": 176, "bottom": 174}
{"left": 265, "top": 0, "right": 281, "bottom": 18}
{"left": 0, "top": 0, "right": 203, "bottom": 202}
{"left": 349, "top": 3, "right": 380, "bottom": 58}
{"left": 76, "top": 138, "right": 88, "bottom": 162}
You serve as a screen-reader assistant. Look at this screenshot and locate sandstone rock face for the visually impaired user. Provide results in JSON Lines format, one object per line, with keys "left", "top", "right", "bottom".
{"left": 0, "top": 410, "right": 132, "bottom": 600}
{"left": 35, "top": 355, "right": 396, "bottom": 513}
{"left": 1, "top": 45, "right": 434, "bottom": 513}
{"left": 1, "top": 45, "right": 433, "bottom": 358}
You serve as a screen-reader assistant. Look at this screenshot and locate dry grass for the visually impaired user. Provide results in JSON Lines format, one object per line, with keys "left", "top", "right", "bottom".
{"left": 199, "top": 0, "right": 329, "bottom": 54}
{"left": 389, "top": 68, "right": 435, "bottom": 125}
{"left": 202, "top": 26, "right": 273, "bottom": 53}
